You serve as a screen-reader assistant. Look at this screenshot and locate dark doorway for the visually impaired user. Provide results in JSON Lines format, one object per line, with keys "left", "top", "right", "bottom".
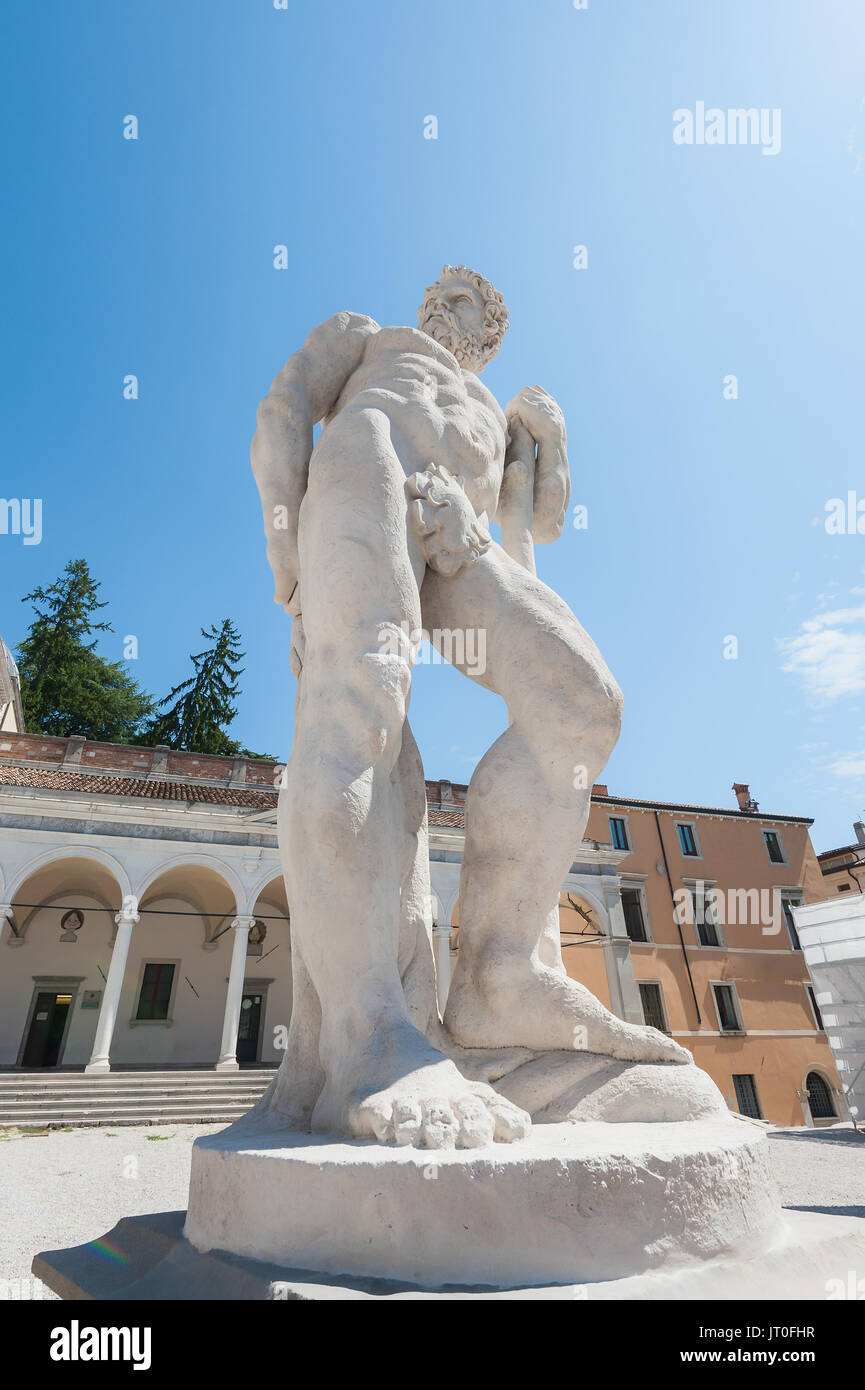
{"left": 236, "top": 991, "right": 263, "bottom": 1064}
{"left": 22, "top": 991, "right": 72, "bottom": 1067}
{"left": 806, "top": 1071, "right": 836, "bottom": 1120}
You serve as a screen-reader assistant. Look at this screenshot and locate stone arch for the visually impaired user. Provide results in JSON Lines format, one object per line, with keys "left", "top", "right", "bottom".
{"left": 5, "top": 850, "right": 131, "bottom": 945}
{"left": 560, "top": 884, "right": 610, "bottom": 939}
{"left": 7, "top": 845, "right": 131, "bottom": 905}
{"left": 134, "top": 854, "right": 245, "bottom": 910}
{"left": 135, "top": 857, "right": 245, "bottom": 948}
{"left": 246, "top": 865, "right": 290, "bottom": 917}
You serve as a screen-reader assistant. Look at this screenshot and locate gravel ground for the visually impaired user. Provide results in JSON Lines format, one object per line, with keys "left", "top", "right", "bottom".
{"left": 0, "top": 1120, "right": 863, "bottom": 1299}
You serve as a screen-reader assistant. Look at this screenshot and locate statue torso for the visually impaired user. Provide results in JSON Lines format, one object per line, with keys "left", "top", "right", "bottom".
{"left": 326, "top": 325, "right": 508, "bottom": 519}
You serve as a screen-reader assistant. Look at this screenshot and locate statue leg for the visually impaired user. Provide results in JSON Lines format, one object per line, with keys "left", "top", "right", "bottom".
{"left": 278, "top": 407, "right": 530, "bottom": 1147}
{"left": 421, "top": 542, "right": 689, "bottom": 1063}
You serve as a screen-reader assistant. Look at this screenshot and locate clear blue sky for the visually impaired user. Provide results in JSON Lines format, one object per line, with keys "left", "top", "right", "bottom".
{"left": 2, "top": 0, "right": 863, "bottom": 853}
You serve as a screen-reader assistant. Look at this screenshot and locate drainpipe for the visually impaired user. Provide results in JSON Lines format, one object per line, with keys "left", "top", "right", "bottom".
{"left": 653, "top": 811, "right": 701, "bottom": 1025}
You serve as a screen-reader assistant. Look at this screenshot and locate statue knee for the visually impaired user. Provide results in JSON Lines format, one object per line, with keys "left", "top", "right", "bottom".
{"left": 336, "top": 648, "right": 414, "bottom": 767}
{"left": 547, "top": 660, "right": 622, "bottom": 775}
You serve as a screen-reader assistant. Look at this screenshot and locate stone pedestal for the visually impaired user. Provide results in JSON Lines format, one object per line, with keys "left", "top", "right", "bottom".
{"left": 183, "top": 1116, "right": 781, "bottom": 1289}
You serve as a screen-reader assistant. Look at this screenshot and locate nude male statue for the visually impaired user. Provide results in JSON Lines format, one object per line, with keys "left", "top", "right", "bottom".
{"left": 250, "top": 265, "right": 689, "bottom": 1151}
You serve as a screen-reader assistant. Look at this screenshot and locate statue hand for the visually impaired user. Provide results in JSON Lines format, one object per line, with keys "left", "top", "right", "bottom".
{"left": 505, "top": 385, "right": 566, "bottom": 448}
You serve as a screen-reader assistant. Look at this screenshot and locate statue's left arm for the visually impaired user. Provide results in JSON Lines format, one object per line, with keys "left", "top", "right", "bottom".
{"left": 495, "top": 385, "right": 571, "bottom": 571}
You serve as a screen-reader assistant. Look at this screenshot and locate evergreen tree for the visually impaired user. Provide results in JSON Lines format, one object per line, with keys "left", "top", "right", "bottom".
{"left": 17, "top": 559, "right": 154, "bottom": 741}
{"left": 142, "top": 618, "right": 258, "bottom": 755}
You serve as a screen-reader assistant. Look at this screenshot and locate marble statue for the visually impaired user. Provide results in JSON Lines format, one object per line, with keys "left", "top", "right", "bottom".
{"left": 249, "top": 265, "right": 723, "bottom": 1150}
{"left": 36, "top": 268, "right": 864, "bottom": 1299}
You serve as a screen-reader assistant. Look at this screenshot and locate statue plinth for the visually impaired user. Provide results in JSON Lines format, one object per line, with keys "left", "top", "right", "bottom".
{"left": 182, "top": 1116, "right": 780, "bottom": 1289}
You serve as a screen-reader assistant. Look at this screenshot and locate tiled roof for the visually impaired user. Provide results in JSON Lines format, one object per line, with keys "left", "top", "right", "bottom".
{"left": 0, "top": 762, "right": 470, "bottom": 821}
{"left": 0, "top": 765, "right": 276, "bottom": 808}
{"left": 590, "top": 793, "right": 812, "bottom": 825}
{"left": 817, "top": 843, "right": 862, "bottom": 861}
{"left": 428, "top": 808, "right": 465, "bottom": 827}
{"left": 0, "top": 761, "right": 809, "bottom": 828}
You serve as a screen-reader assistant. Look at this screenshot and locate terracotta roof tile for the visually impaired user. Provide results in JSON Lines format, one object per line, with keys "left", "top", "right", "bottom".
{"left": 0, "top": 765, "right": 276, "bottom": 808}
{"left": 0, "top": 763, "right": 471, "bottom": 821}
{"left": 428, "top": 808, "right": 466, "bottom": 827}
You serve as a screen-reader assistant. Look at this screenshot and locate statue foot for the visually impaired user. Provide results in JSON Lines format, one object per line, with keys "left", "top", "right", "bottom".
{"left": 312, "top": 1019, "right": 531, "bottom": 1149}
{"left": 445, "top": 962, "right": 692, "bottom": 1065}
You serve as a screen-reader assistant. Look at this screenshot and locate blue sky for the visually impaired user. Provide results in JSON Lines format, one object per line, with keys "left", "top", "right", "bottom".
{"left": 1, "top": 0, "right": 864, "bottom": 853}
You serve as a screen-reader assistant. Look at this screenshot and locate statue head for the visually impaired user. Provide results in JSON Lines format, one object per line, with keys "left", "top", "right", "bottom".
{"left": 417, "top": 265, "right": 509, "bottom": 374}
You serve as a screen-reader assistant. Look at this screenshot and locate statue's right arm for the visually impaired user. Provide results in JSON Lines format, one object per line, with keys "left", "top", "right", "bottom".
{"left": 250, "top": 311, "right": 380, "bottom": 614}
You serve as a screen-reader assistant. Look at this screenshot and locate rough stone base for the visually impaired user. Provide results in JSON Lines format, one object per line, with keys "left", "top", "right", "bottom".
{"left": 179, "top": 1116, "right": 782, "bottom": 1288}
{"left": 33, "top": 1208, "right": 865, "bottom": 1301}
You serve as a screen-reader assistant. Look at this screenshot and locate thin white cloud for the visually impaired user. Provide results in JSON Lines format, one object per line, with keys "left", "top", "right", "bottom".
{"left": 828, "top": 750, "right": 865, "bottom": 778}
{"left": 779, "top": 603, "right": 865, "bottom": 702}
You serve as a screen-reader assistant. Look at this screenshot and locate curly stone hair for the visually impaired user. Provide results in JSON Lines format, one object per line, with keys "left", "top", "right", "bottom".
{"left": 418, "top": 264, "right": 509, "bottom": 371}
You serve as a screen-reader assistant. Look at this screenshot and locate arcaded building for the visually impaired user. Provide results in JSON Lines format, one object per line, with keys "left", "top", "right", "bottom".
{"left": 0, "top": 730, "right": 848, "bottom": 1128}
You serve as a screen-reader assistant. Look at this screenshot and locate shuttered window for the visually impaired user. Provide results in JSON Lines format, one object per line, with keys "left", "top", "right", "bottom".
{"left": 733, "top": 1074, "right": 763, "bottom": 1119}
{"left": 639, "top": 982, "right": 668, "bottom": 1033}
{"left": 136, "top": 963, "right": 175, "bottom": 1021}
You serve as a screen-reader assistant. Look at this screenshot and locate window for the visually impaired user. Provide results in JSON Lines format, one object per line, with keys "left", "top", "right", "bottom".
{"left": 621, "top": 887, "right": 648, "bottom": 942}
{"left": 763, "top": 830, "right": 786, "bottom": 864}
{"left": 136, "top": 963, "right": 175, "bottom": 1021}
{"left": 691, "top": 884, "right": 720, "bottom": 946}
{"left": 732, "top": 1074, "right": 763, "bottom": 1119}
{"left": 805, "top": 1071, "right": 836, "bottom": 1120}
{"left": 609, "top": 816, "right": 630, "bottom": 851}
{"left": 781, "top": 896, "right": 802, "bottom": 950}
{"left": 677, "top": 823, "right": 699, "bottom": 857}
{"left": 712, "top": 982, "right": 742, "bottom": 1033}
{"left": 638, "top": 981, "right": 668, "bottom": 1033}
{"left": 806, "top": 985, "right": 824, "bottom": 1031}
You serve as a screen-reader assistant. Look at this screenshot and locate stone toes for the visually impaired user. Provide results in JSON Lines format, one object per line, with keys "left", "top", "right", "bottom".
{"left": 487, "top": 1097, "right": 531, "bottom": 1143}
{"left": 453, "top": 1097, "right": 496, "bottom": 1149}
{"left": 420, "top": 1099, "right": 458, "bottom": 1150}
{"left": 391, "top": 1100, "right": 423, "bottom": 1146}
{"left": 356, "top": 1099, "right": 394, "bottom": 1143}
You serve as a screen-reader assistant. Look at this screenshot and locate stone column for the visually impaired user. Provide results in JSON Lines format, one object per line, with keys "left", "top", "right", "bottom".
{"left": 604, "top": 887, "right": 644, "bottom": 1024}
{"left": 432, "top": 921, "right": 452, "bottom": 1008}
{"left": 216, "top": 916, "right": 254, "bottom": 1071}
{"left": 85, "top": 898, "right": 140, "bottom": 1074}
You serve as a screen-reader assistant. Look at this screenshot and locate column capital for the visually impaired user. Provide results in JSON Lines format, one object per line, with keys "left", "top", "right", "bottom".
{"left": 114, "top": 895, "right": 140, "bottom": 927}
{"left": 0, "top": 904, "right": 23, "bottom": 945}
{"left": 231, "top": 915, "right": 256, "bottom": 932}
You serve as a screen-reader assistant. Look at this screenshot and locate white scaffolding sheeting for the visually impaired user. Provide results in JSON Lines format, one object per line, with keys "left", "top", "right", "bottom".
{"left": 793, "top": 894, "right": 865, "bottom": 1125}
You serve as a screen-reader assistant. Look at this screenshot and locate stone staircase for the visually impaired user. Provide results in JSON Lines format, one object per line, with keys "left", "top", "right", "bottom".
{"left": 0, "top": 1068, "right": 276, "bottom": 1128}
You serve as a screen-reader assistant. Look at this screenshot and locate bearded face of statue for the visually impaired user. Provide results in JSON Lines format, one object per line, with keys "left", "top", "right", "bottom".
{"left": 417, "top": 267, "right": 508, "bottom": 374}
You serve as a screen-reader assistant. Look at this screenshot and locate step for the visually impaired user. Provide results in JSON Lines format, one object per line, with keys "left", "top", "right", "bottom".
{"left": 0, "top": 1089, "right": 266, "bottom": 1106}
{"left": 0, "top": 1101, "right": 257, "bottom": 1120}
{"left": 0, "top": 1070, "right": 275, "bottom": 1085}
{"left": 0, "top": 1081, "right": 271, "bottom": 1100}
{"left": 0, "top": 1113, "right": 247, "bottom": 1129}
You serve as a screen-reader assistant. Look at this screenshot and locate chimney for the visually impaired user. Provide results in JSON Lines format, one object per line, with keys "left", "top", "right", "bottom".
{"left": 854, "top": 821, "right": 865, "bottom": 848}
{"left": 733, "top": 782, "right": 758, "bottom": 813}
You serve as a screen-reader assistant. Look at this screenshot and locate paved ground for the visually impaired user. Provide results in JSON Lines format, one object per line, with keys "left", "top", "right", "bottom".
{"left": 0, "top": 1120, "right": 863, "bottom": 1299}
